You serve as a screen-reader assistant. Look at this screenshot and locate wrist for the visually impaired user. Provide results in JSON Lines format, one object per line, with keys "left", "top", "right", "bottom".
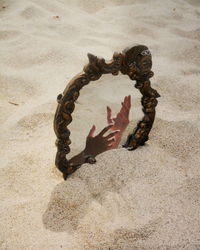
{"left": 83, "top": 149, "right": 96, "bottom": 164}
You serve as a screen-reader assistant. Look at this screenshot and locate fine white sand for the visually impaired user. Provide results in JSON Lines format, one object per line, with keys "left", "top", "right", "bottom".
{"left": 0, "top": 0, "right": 200, "bottom": 249}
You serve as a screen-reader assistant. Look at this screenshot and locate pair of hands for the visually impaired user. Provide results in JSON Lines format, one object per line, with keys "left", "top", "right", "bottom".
{"left": 84, "top": 95, "right": 131, "bottom": 157}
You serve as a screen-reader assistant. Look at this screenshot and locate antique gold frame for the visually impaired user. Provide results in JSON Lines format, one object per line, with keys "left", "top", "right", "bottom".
{"left": 54, "top": 45, "right": 160, "bottom": 179}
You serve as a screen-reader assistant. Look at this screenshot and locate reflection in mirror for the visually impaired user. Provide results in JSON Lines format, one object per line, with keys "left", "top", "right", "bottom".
{"left": 67, "top": 74, "right": 143, "bottom": 160}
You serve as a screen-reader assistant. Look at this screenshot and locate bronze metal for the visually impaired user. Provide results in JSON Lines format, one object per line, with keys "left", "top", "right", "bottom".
{"left": 54, "top": 45, "right": 160, "bottom": 179}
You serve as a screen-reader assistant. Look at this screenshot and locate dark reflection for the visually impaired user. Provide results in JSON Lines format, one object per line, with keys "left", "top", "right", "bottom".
{"left": 68, "top": 95, "right": 132, "bottom": 166}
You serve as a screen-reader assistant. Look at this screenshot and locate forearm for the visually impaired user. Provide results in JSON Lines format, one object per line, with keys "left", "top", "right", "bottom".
{"left": 68, "top": 150, "right": 85, "bottom": 166}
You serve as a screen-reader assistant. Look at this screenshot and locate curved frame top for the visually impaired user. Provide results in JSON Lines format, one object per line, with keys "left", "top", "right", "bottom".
{"left": 54, "top": 45, "right": 160, "bottom": 179}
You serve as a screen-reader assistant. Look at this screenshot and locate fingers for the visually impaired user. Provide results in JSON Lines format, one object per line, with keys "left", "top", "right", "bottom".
{"left": 127, "top": 95, "right": 131, "bottom": 109}
{"left": 106, "top": 106, "right": 113, "bottom": 124}
{"left": 98, "top": 124, "right": 113, "bottom": 137}
{"left": 104, "top": 130, "right": 120, "bottom": 140}
{"left": 119, "top": 96, "right": 127, "bottom": 114}
{"left": 122, "top": 95, "right": 131, "bottom": 108}
{"left": 88, "top": 125, "right": 96, "bottom": 137}
{"left": 107, "top": 138, "right": 115, "bottom": 146}
{"left": 123, "top": 96, "right": 128, "bottom": 108}
{"left": 105, "top": 96, "right": 131, "bottom": 129}
{"left": 121, "top": 95, "right": 131, "bottom": 117}
{"left": 126, "top": 95, "right": 131, "bottom": 117}
{"left": 123, "top": 95, "right": 130, "bottom": 109}
{"left": 107, "top": 144, "right": 115, "bottom": 149}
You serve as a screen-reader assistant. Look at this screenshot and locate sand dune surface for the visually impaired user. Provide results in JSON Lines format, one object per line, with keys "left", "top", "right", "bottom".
{"left": 0, "top": 0, "right": 200, "bottom": 249}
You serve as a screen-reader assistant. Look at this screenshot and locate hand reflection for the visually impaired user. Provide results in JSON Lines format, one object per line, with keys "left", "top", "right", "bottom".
{"left": 84, "top": 124, "right": 120, "bottom": 157}
{"left": 69, "top": 95, "right": 131, "bottom": 168}
{"left": 106, "top": 95, "right": 131, "bottom": 149}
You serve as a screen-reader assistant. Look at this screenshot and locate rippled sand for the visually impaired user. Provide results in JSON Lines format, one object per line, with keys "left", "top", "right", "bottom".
{"left": 0, "top": 0, "right": 200, "bottom": 249}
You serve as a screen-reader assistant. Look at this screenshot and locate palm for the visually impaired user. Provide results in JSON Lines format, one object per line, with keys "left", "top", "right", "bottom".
{"left": 84, "top": 124, "right": 119, "bottom": 157}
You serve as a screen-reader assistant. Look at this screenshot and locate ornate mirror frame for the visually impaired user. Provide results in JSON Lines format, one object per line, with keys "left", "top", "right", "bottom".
{"left": 54, "top": 45, "right": 160, "bottom": 180}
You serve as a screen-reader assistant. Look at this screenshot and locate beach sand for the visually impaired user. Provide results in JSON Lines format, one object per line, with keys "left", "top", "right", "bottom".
{"left": 0, "top": 0, "right": 200, "bottom": 249}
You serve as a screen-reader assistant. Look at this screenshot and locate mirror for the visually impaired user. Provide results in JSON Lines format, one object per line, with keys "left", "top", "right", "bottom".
{"left": 54, "top": 45, "right": 160, "bottom": 179}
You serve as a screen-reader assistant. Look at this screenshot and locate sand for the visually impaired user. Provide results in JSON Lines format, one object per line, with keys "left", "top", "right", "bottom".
{"left": 0, "top": 0, "right": 200, "bottom": 249}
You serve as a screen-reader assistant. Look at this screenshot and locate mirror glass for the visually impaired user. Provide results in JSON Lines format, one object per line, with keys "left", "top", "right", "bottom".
{"left": 67, "top": 74, "right": 143, "bottom": 158}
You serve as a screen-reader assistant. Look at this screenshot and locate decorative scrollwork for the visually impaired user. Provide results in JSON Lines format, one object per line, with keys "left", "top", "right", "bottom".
{"left": 54, "top": 45, "right": 160, "bottom": 179}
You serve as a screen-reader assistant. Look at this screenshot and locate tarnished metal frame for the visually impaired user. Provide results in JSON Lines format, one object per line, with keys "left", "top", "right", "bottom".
{"left": 54, "top": 45, "right": 160, "bottom": 180}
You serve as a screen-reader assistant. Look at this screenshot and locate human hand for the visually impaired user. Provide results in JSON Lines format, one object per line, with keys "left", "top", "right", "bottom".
{"left": 107, "top": 95, "right": 131, "bottom": 148}
{"left": 84, "top": 124, "right": 120, "bottom": 158}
